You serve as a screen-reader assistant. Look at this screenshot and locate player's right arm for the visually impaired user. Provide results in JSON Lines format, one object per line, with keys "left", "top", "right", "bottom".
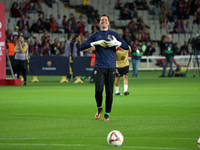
{"left": 80, "top": 33, "right": 106, "bottom": 50}
{"left": 14, "top": 44, "right": 21, "bottom": 53}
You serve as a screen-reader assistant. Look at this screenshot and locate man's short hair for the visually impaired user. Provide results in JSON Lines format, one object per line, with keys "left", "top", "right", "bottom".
{"left": 100, "top": 14, "right": 110, "bottom": 22}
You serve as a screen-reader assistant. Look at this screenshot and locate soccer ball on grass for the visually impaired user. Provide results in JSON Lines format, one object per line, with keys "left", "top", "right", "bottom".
{"left": 107, "top": 130, "right": 124, "bottom": 146}
{"left": 198, "top": 137, "right": 200, "bottom": 148}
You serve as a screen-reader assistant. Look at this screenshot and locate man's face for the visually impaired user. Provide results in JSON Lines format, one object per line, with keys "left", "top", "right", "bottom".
{"left": 19, "top": 37, "right": 24, "bottom": 43}
{"left": 100, "top": 16, "right": 109, "bottom": 29}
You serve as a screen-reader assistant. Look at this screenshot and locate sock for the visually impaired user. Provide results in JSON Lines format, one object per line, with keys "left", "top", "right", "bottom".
{"left": 115, "top": 86, "right": 119, "bottom": 93}
{"left": 98, "top": 106, "right": 102, "bottom": 109}
{"left": 124, "top": 85, "right": 128, "bottom": 92}
{"left": 105, "top": 112, "right": 109, "bottom": 116}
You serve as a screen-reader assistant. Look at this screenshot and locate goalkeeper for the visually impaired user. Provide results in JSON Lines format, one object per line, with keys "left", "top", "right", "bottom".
{"left": 80, "top": 14, "right": 129, "bottom": 121}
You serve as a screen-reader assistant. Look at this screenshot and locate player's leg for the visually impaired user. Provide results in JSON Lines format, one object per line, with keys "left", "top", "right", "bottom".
{"left": 168, "top": 56, "right": 174, "bottom": 76}
{"left": 123, "top": 66, "right": 129, "bottom": 95}
{"left": 115, "top": 76, "right": 121, "bottom": 95}
{"left": 115, "top": 68, "right": 121, "bottom": 95}
{"left": 104, "top": 68, "right": 116, "bottom": 120}
{"left": 161, "top": 56, "right": 168, "bottom": 77}
{"left": 21, "top": 60, "right": 27, "bottom": 85}
{"left": 94, "top": 68, "right": 105, "bottom": 119}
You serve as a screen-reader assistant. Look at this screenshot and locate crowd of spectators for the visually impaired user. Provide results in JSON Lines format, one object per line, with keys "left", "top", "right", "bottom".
{"left": 5, "top": 0, "right": 200, "bottom": 58}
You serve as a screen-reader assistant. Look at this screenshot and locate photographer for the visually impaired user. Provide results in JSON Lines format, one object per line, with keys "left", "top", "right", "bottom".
{"left": 160, "top": 35, "right": 177, "bottom": 77}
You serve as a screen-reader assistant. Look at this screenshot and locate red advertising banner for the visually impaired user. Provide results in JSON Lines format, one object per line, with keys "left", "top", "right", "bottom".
{"left": 0, "top": 2, "right": 6, "bottom": 79}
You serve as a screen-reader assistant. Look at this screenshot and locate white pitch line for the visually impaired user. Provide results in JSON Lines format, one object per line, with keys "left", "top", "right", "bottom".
{"left": 0, "top": 137, "right": 196, "bottom": 140}
{"left": 0, "top": 143, "right": 195, "bottom": 150}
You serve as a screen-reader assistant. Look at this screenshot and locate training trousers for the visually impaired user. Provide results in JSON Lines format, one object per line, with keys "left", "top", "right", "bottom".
{"left": 162, "top": 55, "right": 174, "bottom": 76}
{"left": 94, "top": 68, "right": 116, "bottom": 113}
{"left": 13, "top": 59, "right": 27, "bottom": 82}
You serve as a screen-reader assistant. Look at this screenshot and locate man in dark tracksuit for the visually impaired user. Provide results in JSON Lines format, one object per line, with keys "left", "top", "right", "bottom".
{"left": 80, "top": 14, "right": 129, "bottom": 121}
{"left": 160, "top": 35, "right": 176, "bottom": 77}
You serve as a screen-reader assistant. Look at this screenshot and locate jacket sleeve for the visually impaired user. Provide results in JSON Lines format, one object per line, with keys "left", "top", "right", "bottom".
{"left": 80, "top": 34, "right": 95, "bottom": 50}
{"left": 114, "top": 32, "right": 129, "bottom": 50}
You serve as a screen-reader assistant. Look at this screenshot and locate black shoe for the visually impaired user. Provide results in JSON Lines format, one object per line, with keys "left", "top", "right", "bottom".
{"left": 104, "top": 114, "right": 109, "bottom": 121}
{"left": 159, "top": 75, "right": 165, "bottom": 77}
{"left": 116, "top": 93, "right": 122, "bottom": 96}
{"left": 124, "top": 91, "right": 129, "bottom": 96}
{"left": 167, "top": 74, "right": 173, "bottom": 77}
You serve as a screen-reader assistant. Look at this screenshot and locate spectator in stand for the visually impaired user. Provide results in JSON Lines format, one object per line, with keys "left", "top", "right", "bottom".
{"left": 59, "top": 41, "right": 65, "bottom": 55}
{"left": 56, "top": 13, "right": 63, "bottom": 28}
{"left": 29, "top": 31, "right": 35, "bottom": 55}
{"left": 40, "top": 43, "right": 50, "bottom": 55}
{"left": 195, "top": 8, "right": 200, "bottom": 24}
{"left": 159, "top": 35, "right": 167, "bottom": 56}
{"left": 33, "top": 0, "right": 44, "bottom": 13}
{"left": 24, "top": 0, "right": 32, "bottom": 13}
{"left": 177, "top": 42, "right": 188, "bottom": 55}
{"left": 38, "top": 13, "right": 46, "bottom": 25}
{"left": 184, "top": 0, "right": 191, "bottom": 19}
{"left": 13, "top": 26, "right": 19, "bottom": 37}
{"left": 49, "top": 14, "right": 54, "bottom": 22}
{"left": 177, "top": 0, "right": 185, "bottom": 19}
{"left": 41, "top": 30, "right": 51, "bottom": 44}
{"left": 18, "top": 2, "right": 25, "bottom": 15}
{"left": 171, "top": 0, "right": 178, "bottom": 14}
{"left": 50, "top": 38, "right": 60, "bottom": 55}
{"left": 167, "top": 10, "right": 175, "bottom": 27}
{"left": 122, "top": 28, "right": 133, "bottom": 45}
{"left": 17, "top": 14, "right": 29, "bottom": 31}
{"left": 144, "top": 42, "right": 156, "bottom": 56}
{"left": 189, "top": 0, "right": 200, "bottom": 16}
{"left": 88, "top": 10, "right": 96, "bottom": 24}
{"left": 33, "top": 37, "right": 42, "bottom": 55}
{"left": 77, "top": 15, "right": 86, "bottom": 34}
{"left": 115, "top": 0, "right": 123, "bottom": 10}
{"left": 184, "top": 21, "right": 192, "bottom": 34}
{"left": 21, "top": 25, "right": 30, "bottom": 39}
{"left": 133, "top": 0, "right": 142, "bottom": 10}
{"left": 159, "top": 10, "right": 167, "bottom": 25}
{"left": 44, "top": 18, "right": 51, "bottom": 32}
{"left": 153, "top": 3, "right": 161, "bottom": 15}
{"left": 141, "top": 27, "right": 149, "bottom": 42}
{"left": 121, "top": 4, "right": 131, "bottom": 19}
{"left": 160, "top": 1, "right": 166, "bottom": 12}
{"left": 6, "top": 29, "right": 14, "bottom": 42}
{"left": 50, "top": 18, "right": 59, "bottom": 33}
{"left": 30, "top": 20, "right": 44, "bottom": 33}
{"left": 160, "top": 17, "right": 171, "bottom": 30}
{"left": 10, "top": 2, "right": 21, "bottom": 17}
{"left": 81, "top": 0, "right": 93, "bottom": 14}
{"left": 92, "top": 19, "right": 100, "bottom": 33}
{"left": 68, "top": 13, "right": 77, "bottom": 33}
{"left": 130, "top": 7, "right": 138, "bottom": 19}
{"left": 173, "top": 20, "right": 184, "bottom": 33}
{"left": 140, "top": 0, "right": 149, "bottom": 10}
{"left": 62, "top": 15, "right": 68, "bottom": 33}
{"left": 132, "top": 24, "right": 141, "bottom": 40}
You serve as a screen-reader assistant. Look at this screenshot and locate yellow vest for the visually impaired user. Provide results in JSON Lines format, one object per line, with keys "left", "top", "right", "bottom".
{"left": 116, "top": 47, "right": 131, "bottom": 68}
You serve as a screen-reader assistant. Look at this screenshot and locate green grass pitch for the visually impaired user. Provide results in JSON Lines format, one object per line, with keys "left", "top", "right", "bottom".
{"left": 0, "top": 71, "right": 200, "bottom": 150}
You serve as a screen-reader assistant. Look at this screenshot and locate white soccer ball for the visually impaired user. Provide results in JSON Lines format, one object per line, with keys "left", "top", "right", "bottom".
{"left": 107, "top": 130, "right": 124, "bottom": 146}
{"left": 197, "top": 137, "right": 200, "bottom": 148}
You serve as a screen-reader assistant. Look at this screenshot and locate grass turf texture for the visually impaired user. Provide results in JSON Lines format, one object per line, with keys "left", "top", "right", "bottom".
{"left": 0, "top": 71, "right": 200, "bottom": 150}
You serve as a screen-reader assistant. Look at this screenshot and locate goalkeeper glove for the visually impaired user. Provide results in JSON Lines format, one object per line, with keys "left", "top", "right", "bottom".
{"left": 106, "top": 35, "right": 122, "bottom": 47}
{"left": 90, "top": 40, "right": 107, "bottom": 48}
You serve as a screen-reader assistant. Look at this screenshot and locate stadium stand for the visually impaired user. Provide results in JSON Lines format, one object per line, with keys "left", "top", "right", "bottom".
{"left": 2, "top": 0, "right": 200, "bottom": 57}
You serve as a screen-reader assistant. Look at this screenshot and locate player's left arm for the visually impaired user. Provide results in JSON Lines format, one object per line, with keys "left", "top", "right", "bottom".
{"left": 19, "top": 44, "right": 28, "bottom": 53}
{"left": 114, "top": 33, "right": 129, "bottom": 50}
